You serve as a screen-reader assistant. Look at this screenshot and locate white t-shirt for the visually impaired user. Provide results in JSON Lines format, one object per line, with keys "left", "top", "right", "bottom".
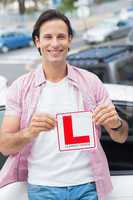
{"left": 28, "top": 77, "right": 94, "bottom": 186}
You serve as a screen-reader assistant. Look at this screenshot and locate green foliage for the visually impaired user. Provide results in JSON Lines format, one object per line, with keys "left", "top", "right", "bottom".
{"left": 95, "top": 0, "right": 115, "bottom": 3}
{"left": 58, "top": 0, "right": 76, "bottom": 13}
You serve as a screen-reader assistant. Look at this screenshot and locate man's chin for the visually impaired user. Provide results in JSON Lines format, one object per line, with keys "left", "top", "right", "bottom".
{"left": 48, "top": 58, "right": 64, "bottom": 63}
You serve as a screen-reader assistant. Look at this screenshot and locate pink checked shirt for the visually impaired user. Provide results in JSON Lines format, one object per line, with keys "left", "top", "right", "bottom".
{"left": 0, "top": 64, "right": 113, "bottom": 200}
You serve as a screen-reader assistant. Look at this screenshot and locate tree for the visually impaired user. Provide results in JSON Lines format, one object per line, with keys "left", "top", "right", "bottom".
{"left": 17, "top": 0, "right": 26, "bottom": 15}
{"left": 17, "top": 0, "right": 48, "bottom": 14}
{"left": 0, "top": 0, "right": 49, "bottom": 15}
{"left": 58, "top": 0, "right": 76, "bottom": 13}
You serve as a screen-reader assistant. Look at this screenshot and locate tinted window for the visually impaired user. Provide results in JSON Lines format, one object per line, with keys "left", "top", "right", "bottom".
{"left": 87, "top": 65, "right": 110, "bottom": 83}
{"left": 101, "top": 101, "right": 133, "bottom": 174}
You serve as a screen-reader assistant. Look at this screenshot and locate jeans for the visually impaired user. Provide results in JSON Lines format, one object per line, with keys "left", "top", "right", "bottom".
{"left": 27, "top": 182, "right": 98, "bottom": 200}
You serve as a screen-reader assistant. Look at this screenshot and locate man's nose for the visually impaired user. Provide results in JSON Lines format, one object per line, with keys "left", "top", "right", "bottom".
{"left": 52, "top": 37, "right": 59, "bottom": 47}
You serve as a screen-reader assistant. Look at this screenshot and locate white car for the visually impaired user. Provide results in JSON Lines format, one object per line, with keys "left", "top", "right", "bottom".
{"left": 83, "top": 17, "right": 133, "bottom": 44}
{"left": 103, "top": 83, "right": 133, "bottom": 200}
{"left": 83, "top": 18, "right": 120, "bottom": 43}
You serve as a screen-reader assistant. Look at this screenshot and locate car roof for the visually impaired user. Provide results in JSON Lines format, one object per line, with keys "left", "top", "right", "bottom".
{"left": 0, "top": 29, "right": 25, "bottom": 37}
{"left": 104, "top": 83, "right": 133, "bottom": 103}
{"left": 67, "top": 45, "right": 133, "bottom": 64}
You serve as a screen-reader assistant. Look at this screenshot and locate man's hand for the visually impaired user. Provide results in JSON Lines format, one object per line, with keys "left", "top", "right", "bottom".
{"left": 92, "top": 103, "right": 128, "bottom": 143}
{"left": 25, "top": 113, "right": 56, "bottom": 140}
{"left": 92, "top": 104, "right": 121, "bottom": 129}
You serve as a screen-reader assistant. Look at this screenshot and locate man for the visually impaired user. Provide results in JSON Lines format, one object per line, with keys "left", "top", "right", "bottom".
{"left": 0, "top": 9, "right": 128, "bottom": 200}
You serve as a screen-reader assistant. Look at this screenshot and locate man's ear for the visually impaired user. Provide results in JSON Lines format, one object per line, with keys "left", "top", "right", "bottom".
{"left": 34, "top": 36, "right": 40, "bottom": 48}
{"left": 69, "top": 36, "right": 72, "bottom": 43}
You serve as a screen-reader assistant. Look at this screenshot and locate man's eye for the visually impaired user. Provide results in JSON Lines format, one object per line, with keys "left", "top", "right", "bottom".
{"left": 44, "top": 35, "right": 51, "bottom": 39}
{"left": 58, "top": 35, "right": 65, "bottom": 39}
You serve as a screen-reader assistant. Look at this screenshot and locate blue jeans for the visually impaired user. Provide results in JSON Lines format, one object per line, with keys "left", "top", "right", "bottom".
{"left": 27, "top": 182, "right": 98, "bottom": 200}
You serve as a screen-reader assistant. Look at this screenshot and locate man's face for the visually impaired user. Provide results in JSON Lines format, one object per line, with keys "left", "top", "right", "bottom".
{"left": 35, "top": 19, "right": 72, "bottom": 64}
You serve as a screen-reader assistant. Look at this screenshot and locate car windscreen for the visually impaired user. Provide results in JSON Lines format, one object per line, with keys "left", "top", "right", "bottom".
{"left": 101, "top": 101, "right": 133, "bottom": 175}
{"left": 115, "top": 56, "right": 133, "bottom": 85}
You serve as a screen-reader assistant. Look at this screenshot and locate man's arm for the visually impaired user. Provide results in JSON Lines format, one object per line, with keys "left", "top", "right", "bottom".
{"left": 0, "top": 113, "right": 56, "bottom": 156}
{"left": 0, "top": 116, "right": 31, "bottom": 156}
{"left": 92, "top": 104, "right": 128, "bottom": 143}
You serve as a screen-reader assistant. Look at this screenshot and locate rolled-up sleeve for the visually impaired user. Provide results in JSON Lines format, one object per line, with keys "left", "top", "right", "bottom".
{"left": 95, "top": 77, "right": 113, "bottom": 106}
{"left": 5, "top": 79, "right": 22, "bottom": 117}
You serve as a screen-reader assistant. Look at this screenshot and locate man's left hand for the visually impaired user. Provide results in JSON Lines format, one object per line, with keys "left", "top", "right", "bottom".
{"left": 92, "top": 104, "right": 121, "bottom": 129}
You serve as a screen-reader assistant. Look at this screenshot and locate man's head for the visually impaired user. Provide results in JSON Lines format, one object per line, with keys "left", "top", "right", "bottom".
{"left": 32, "top": 9, "right": 74, "bottom": 56}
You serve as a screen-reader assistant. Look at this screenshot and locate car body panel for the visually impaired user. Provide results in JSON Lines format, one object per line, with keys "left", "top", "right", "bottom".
{"left": 107, "top": 176, "right": 133, "bottom": 199}
{"left": 104, "top": 84, "right": 133, "bottom": 102}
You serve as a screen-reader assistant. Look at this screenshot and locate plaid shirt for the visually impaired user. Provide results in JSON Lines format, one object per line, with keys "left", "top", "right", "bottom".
{"left": 0, "top": 64, "right": 113, "bottom": 200}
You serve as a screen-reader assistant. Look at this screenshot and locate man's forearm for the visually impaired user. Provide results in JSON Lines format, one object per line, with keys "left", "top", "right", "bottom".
{"left": 0, "top": 128, "right": 32, "bottom": 156}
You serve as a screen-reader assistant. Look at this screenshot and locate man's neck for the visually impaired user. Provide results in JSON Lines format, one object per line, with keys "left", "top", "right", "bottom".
{"left": 42, "top": 61, "right": 67, "bottom": 82}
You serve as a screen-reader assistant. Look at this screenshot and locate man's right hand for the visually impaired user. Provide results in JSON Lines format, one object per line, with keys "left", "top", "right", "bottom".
{"left": 0, "top": 113, "right": 56, "bottom": 155}
{"left": 25, "top": 113, "right": 56, "bottom": 140}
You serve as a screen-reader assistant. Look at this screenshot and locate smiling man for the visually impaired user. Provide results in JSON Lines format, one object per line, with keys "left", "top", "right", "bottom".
{"left": 0, "top": 10, "right": 128, "bottom": 200}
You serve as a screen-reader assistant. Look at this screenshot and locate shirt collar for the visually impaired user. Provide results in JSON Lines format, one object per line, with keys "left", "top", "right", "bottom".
{"left": 34, "top": 63, "right": 78, "bottom": 88}
{"left": 34, "top": 65, "right": 46, "bottom": 87}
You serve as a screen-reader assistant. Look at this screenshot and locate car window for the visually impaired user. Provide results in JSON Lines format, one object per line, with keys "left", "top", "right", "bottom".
{"left": 0, "top": 106, "right": 8, "bottom": 170}
{"left": 115, "top": 56, "right": 133, "bottom": 85}
{"left": 101, "top": 101, "right": 133, "bottom": 175}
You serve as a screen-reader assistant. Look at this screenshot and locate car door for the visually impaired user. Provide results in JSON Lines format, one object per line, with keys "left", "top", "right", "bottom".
{"left": 12, "top": 32, "right": 27, "bottom": 48}
{"left": 3, "top": 32, "right": 19, "bottom": 49}
{"left": 15, "top": 32, "right": 31, "bottom": 47}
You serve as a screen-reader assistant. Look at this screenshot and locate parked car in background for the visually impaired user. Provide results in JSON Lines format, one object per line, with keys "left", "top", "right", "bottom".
{"left": 0, "top": 29, "right": 33, "bottom": 53}
{"left": 83, "top": 17, "right": 133, "bottom": 44}
{"left": 67, "top": 45, "right": 133, "bottom": 85}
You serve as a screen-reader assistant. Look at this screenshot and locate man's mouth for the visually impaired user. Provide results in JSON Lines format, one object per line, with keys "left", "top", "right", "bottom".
{"left": 48, "top": 49, "right": 63, "bottom": 53}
